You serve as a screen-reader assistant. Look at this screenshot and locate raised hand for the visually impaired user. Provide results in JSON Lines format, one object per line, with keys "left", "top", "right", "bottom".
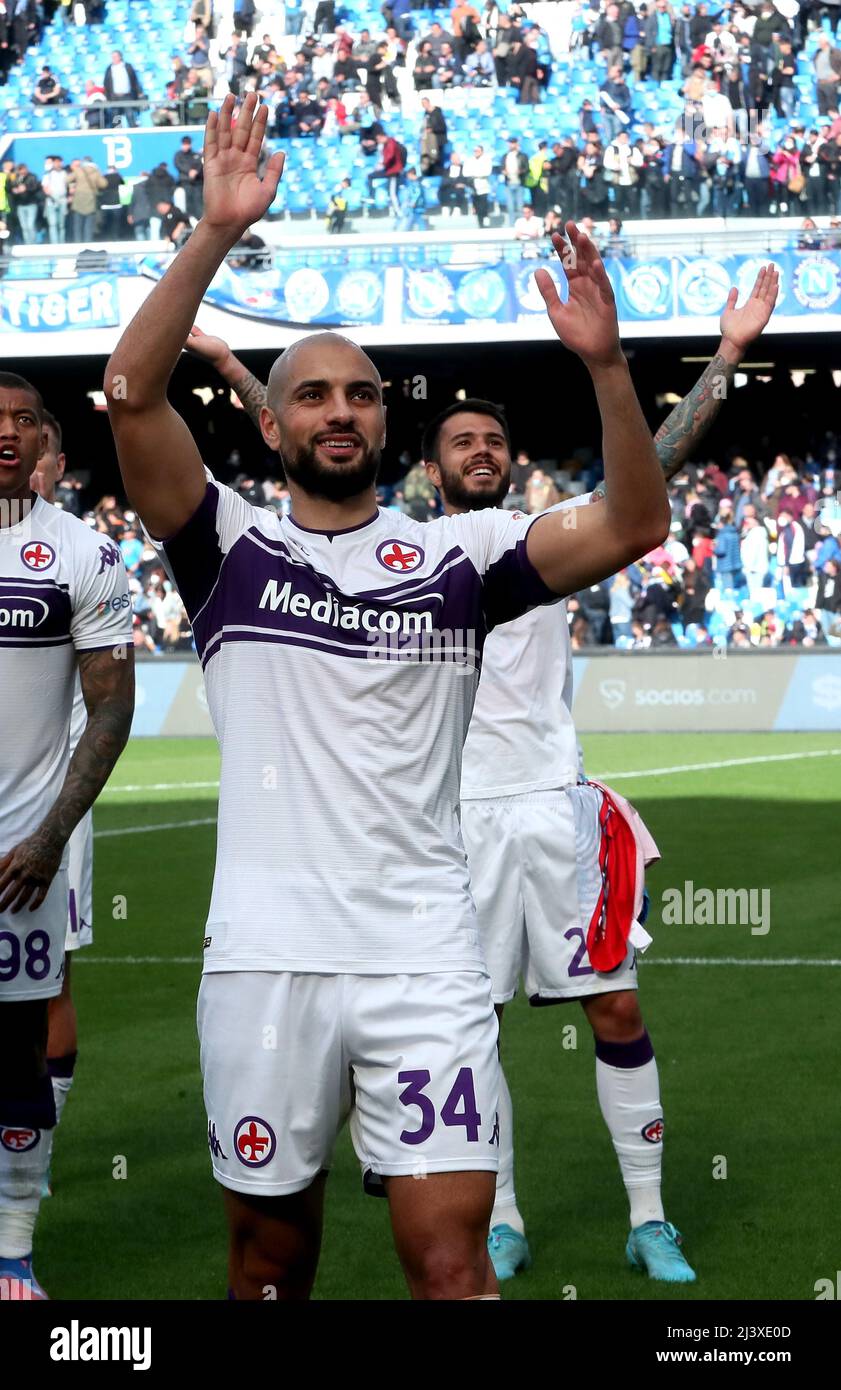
{"left": 202, "top": 92, "right": 285, "bottom": 239}
{"left": 720, "top": 264, "right": 779, "bottom": 354}
{"left": 184, "top": 324, "right": 233, "bottom": 370}
{"left": 533, "top": 221, "right": 622, "bottom": 368}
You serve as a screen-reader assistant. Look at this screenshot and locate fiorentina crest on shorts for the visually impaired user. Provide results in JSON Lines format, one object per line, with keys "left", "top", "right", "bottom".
{"left": 233, "top": 1115, "right": 276, "bottom": 1168}
{"left": 376, "top": 540, "right": 424, "bottom": 573}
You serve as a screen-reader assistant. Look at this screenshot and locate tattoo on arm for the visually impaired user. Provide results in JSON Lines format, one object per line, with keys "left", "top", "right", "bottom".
{"left": 38, "top": 647, "right": 135, "bottom": 852}
{"left": 592, "top": 353, "right": 736, "bottom": 500}
{"left": 652, "top": 352, "right": 736, "bottom": 481}
{"left": 235, "top": 371, "right": 268, "bottom": 431}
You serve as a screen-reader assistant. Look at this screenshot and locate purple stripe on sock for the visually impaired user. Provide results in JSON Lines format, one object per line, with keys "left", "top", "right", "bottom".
{"left": 595, "top": 1030, "right": 654, "bottom": 1069}
{"left": 47, "top": 1052, "right": 77, "bottom": 1080}
{"left": 227, "top": 1288, "right": 236, "bottom": 1300}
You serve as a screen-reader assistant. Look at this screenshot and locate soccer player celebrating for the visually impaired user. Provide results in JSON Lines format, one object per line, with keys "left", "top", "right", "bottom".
{"left": 29, "top": 411, "right": 96, "bottom": 1195}
{"left": 184, "top": 266, "right": 778, "bottom": 1288}
{"left": 421, "top": 268, "right": 779, "bottom": 1284}
{"left": 104, "top": 91, "right": 670, "bottom": 1301}
{"left": 0, "top": 376, "right": 134, "bottom": 1300}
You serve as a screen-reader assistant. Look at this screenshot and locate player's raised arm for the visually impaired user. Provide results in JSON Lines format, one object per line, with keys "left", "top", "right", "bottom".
{"left": 185, "top": 325, "right": 268, "bottom": 432}
{"left": 104, "top": 94, "right": 284, "bottom": 539}
{"left": 591, "top": 264, "right": 780, "bottom": 497}
{"left": 524, "top": 223, "right": 671, "bottom": 596}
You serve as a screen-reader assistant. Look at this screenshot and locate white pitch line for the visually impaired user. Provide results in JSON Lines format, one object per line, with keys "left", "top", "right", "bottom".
{"left": 101, "top": 748, "right": 841, "bottom": 799}
{"left": 74, "top": 955, "right": 841, "bottom": 967}
{"left": 643, "top": 956, "right": 841, "bottom": 967}
{"left": 103, "top": 780, "right": 220, "bottom": 794}
{"left": 93, "top": 818, "right": 216, "bottom": 839}
{"left": 592, "top": 748, "right": 841, "bottom": 781}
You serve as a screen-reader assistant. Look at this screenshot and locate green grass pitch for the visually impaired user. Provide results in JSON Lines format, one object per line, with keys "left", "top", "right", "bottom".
{"left": 35, "top": 731, "right": 840, "bottom": 1301}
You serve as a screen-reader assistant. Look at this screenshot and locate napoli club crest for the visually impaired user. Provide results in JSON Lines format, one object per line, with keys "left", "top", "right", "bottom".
{"left": 376, "top": 540, "right": 424, "bottom": 573}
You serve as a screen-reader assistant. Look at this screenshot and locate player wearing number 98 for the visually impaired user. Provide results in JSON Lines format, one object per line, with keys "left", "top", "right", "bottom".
{"left": 104, "top": 92, "right": 670, "bottom": 1301}
{"left": 30, "top": 411, "right": 98, "bottom": 1200}
{"left": 0, "top": 376, "right": 134, "bottom": 1301}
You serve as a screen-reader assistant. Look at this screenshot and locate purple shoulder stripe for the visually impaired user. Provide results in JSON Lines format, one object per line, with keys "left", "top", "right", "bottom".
{"left": 160, "top": 483, "right": 224, "bottom": 621}
{"left": 482, "top": 535, "right": 558, "bottom": 630}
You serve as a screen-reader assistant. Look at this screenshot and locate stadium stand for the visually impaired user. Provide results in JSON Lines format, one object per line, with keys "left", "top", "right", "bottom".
{"left": 2, "top": 1, "right": 841, "bottom": 241}
{"left": 3, "top": 2, "right": 840, "bottom": 650}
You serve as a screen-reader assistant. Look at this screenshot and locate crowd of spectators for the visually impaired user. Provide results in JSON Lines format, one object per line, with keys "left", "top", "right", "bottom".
{"left": 55, "top": 429, "right": 841, "bottom": 653}
{"left": 5, "top": 2, "right": 841, "bottom": 236}
{"left": 379, "top": 442, "right": 841, "bottom": 649}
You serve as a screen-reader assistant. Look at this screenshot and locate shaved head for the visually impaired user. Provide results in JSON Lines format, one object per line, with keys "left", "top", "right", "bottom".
{"left": 261, "top": 333, "right": 385, "bottom": 504}
{"left": 267, "top": 332, "right": 382, "bottom": 412}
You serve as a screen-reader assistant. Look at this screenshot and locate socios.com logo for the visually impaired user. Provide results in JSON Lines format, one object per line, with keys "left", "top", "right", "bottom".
{"left": 812, "top": 672, "right": 841, "bottom": 711}
{"left": 600, "top": 679, "right": 627, "bottom": 710}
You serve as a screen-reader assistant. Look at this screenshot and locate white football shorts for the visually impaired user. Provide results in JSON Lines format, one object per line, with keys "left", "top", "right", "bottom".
{"left": 0, "top": 865, "right": 68, "bottom": 1001}
{"left": 64, "top": 809, "right": 93, "bottom": 952}
{"left": 197, "top": 970, "right": 501, "bottom": 1197}
{"left": 461, "top": 787, "right": 639, "bottom": 1005}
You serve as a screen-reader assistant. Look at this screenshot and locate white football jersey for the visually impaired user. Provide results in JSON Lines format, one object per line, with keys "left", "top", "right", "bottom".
{"left": 0, "top": 497, "right": 132, "bottom": 857}
{"left": 461, "top": 496, "right": 591, "bottom": 799}
{"left": 154, "top": 478, "right": 560, "bottom": 975}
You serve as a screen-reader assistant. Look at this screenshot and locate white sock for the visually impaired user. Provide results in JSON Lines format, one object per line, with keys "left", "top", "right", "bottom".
{"left": 490, "top": 1065, "right": 526, "bottom": 1236}
{"left": 43, "top": 1060, "right": 76, "bottom": 1179}
{"left": 0, "top": 1128, "right": 50, "bottom": 1259}
{"left": 595, "top": 1032, "right": 665, "bottom": 1230}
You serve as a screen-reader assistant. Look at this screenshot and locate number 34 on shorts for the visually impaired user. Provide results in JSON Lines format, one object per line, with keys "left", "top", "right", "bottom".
{"left": 398, "top": 1067, "right": 490, "bottom": 1146}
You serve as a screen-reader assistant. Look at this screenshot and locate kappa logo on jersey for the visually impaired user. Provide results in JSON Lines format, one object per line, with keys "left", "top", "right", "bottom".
{"left": 0, "top": 1127, "right": 40, "bottom": 1153}
{"left": 20, "top": 541, "right": 55, "bottom": 571}
{"left": 641, "top": 1118, "right": 664, "bottom": 1144}
{"left": 233, "top": 1115, "right": 276, "bottom": 1168}
{"left": 97, "top": 543, "right": 122, "bottom": 575}
{"left": 207, "top": 1120, "right": 228, "bottom": 1161}
{"left": 376, "top": 540, "right": 425, "bottom": 573}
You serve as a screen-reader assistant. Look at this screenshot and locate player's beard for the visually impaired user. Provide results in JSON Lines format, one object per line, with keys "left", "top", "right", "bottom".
{"left": 437, "top": 462, "right": 510, "bottom": 512}
{"left": 281, "top": 439, "right": 382, "bottom": 502}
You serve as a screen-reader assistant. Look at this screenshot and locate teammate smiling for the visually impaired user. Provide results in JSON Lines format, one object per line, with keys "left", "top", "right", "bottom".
{"left": 421, "top": 265, "right": 779, "bottom": 1284}
{"left": 104, "top": 92, "right": 670, "bottom": 1300}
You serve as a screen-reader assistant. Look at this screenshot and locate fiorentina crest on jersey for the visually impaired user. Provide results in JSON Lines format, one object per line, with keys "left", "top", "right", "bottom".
{"left": 233, "top": 1115, "right": 276, "bottom": 1168}
{"left": 20, "top": 541, "right": 55, "bottom": 571}
{"left": 0, "top": 1126, "right": 40, "bottom": 1153}
{"left": 376, "top": 539, "right": 424, "bottom": 573}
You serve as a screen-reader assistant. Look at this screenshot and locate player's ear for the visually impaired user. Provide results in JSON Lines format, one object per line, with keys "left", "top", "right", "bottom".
{"left": 423, "top": 458, "right": 442, "bottom": 490}
{"left": 56, "top": 452, "right": 66, "bottom": 484}
{"left": 260, "top": 404, "right": 280, "bottom": 451}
